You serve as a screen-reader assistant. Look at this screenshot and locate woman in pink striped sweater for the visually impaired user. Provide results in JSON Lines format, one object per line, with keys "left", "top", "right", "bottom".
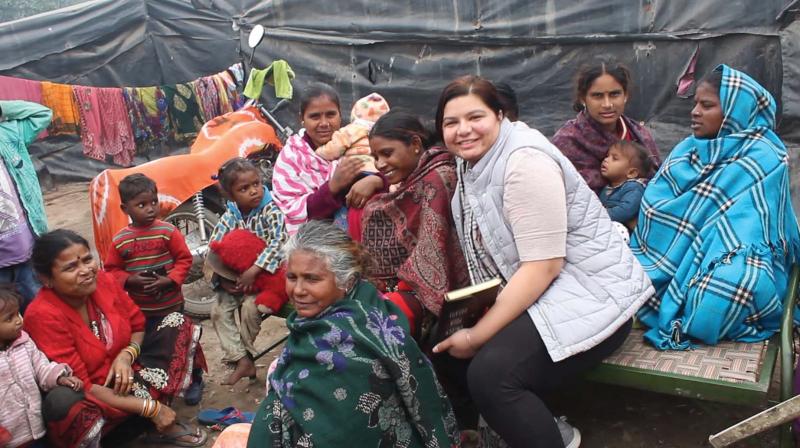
{"left": 271, "top": 82, "right": 385, "bottom": 234}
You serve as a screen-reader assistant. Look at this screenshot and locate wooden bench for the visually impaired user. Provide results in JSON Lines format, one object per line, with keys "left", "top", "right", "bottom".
{"left": 585, "top": 264, "right": 799, "bottom": 447}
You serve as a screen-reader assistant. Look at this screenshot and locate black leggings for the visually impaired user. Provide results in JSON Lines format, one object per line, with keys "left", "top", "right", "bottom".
{"left": 467, "top": 314, "right": 631, "bottom": 448}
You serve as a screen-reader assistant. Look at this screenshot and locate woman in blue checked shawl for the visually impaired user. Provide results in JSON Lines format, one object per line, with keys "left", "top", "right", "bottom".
{"left": 631, "top": 64, "right": 800, "bottom": 350}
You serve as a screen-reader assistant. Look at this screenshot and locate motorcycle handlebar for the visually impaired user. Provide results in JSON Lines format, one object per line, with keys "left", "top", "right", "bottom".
{"left": 269, "top": 98, "right": 290, "bottom": 114}
{"left": 259, "top": 103, "right": 294, "bottom": 140}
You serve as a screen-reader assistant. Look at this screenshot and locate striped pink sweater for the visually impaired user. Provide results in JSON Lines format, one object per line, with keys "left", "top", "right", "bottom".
{"left": 271, "top": 132, "right": 339, "bottom": 234}
{"left": 0, "top": 330, "right": 69, "bottom": 448}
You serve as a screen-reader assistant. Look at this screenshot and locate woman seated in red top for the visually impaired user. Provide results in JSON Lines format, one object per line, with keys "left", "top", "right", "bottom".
{"left": 23, "top": 229, "right": 207, "bottom": 448}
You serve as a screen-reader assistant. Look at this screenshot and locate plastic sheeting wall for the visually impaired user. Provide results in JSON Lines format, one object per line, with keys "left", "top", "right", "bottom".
{"left": 0, "top": 0, "right": 797, "bottom": 183}
{"left": 237, "top": 0, "right": 796, "bottom": 152}
{"left": 0, "top": 0, "right": 238, "bottom": 86}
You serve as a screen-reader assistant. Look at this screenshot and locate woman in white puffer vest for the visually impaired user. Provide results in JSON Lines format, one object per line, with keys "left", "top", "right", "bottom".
{"left": 432, "top": 76, "right": 653, "bottom": 448}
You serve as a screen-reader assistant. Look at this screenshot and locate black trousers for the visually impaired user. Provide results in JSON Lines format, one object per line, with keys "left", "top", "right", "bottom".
{"left": 467, "top": 314, "right": 631, "bottom": 448}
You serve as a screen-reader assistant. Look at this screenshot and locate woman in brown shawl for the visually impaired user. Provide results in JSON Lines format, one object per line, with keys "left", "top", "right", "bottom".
{"left": 552, "top": 60, "right": 661, "bottom": 193}
{"left": 349, "top": 110, "right": 475, "bottom": 431}
{"left": 350, "top": 111, "right": 469, "bottom": 341}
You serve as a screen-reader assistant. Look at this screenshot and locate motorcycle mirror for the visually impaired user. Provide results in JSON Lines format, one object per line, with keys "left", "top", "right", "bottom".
{"left": 248, "top": 24, "right": 265, "bottom": 49}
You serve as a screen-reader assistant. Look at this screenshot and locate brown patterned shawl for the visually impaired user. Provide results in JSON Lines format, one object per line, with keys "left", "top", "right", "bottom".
{"left": 359, "top": 147, "right": 469, "bottom": 316}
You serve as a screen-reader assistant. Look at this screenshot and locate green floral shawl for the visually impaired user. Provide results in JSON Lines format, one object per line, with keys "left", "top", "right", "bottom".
{"left": 247, "top": 280, "right": 460, "bottom": 448}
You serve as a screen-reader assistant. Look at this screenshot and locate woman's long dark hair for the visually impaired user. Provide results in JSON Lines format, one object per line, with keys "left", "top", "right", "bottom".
{"left": 369, "top": 110, "right": 434, "bottom": 149}
{"left": 32, "top": 229, "right": 90, "bottom": 278}
{"left": 298, "top": 82, "right": 341, "bottom": 116}
{"left": 572, "top": 59, "right": 632, "bottom": 112}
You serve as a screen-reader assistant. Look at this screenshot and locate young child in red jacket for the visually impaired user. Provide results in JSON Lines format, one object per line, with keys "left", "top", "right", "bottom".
{"left": 104, "top": 173, "right": 205, "bottom": 405}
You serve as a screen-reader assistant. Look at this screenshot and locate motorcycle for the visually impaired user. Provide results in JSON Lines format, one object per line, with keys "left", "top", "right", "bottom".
{"left": 89, "top": 24, "right": 294, "bottom": 318}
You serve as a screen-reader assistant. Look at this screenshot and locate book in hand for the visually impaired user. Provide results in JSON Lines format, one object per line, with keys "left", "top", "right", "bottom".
{"left": 435, "top": 278, "right": 502, "bottom": 343}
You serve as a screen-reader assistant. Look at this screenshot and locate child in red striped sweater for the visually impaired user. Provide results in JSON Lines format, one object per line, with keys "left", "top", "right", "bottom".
{"left": 104, "top": 173, "right": 205, "bottom": 405}
{"left": 105, "top": 174, "right": 192, "bottom": 316}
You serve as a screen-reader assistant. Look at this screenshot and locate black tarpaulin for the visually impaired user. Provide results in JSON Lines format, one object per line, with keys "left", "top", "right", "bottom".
{"left": 0, "top": 0, "right": 797, "bottom": 185}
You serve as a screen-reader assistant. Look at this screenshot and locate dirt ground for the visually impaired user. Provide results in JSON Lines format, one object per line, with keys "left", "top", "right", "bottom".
{"left": 44, "top": 182, "right": 787, "bottom": 448}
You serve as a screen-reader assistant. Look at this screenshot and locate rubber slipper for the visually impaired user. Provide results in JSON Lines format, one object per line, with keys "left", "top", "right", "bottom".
{"left": 142, "top": 421, "right": 208, "bottom": 447}
{"left": 197, "top": 406, "right": 254, "bottom": 426}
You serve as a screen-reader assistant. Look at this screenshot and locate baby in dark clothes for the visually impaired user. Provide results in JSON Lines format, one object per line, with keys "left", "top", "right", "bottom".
{"left": 599, "top": 140, "right": 652, "bottom": 232}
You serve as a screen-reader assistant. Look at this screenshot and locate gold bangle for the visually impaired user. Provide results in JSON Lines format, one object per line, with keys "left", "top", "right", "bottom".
{"left": 148, "top": 399, "right": 159, "bottom": 419}
{"left": 141, "top": 399, "right": 150, "bottom": 418}
{"left": 122, "top": 347, "right": 137, "bottom": 364}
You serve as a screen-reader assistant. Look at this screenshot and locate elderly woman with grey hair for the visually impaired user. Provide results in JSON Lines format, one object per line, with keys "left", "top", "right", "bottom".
{"left": 246, "top": 220, "right": 460, "bottom": 448}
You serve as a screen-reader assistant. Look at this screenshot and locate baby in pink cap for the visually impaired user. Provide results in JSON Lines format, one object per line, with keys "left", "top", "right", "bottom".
{"left": 314, "top": 92, "right": 390, "bottom": 173}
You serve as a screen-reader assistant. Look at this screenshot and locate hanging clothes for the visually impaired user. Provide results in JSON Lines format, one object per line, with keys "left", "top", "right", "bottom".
{"left": 211, "top": 74, "right": 233, "bottom": 115}
{"left": 98, "top": 88, "right": 136, "bottom": 166}
{"left": 218, "top": 71, "right": 244, "bottom": 110}
{"left": 243, "top": 67, "right": 268, "bottom": 100}
{"left": 223, "top": 62, "right": 245, "bottom": 110}
{"left": 0, "top": 75, "right": 47, "bottom": 139}
{"left": 40, "top": 81, "right": 80, "bottom": 136}
{"left": 122, "top": 87, "right": 170, "bottom": 155}
{"left": 139, "top": 86, "right": 170, "bottom": 143}
{"left": 122, "top": 87, "right": 152, "bottom": 150}
{"left": 264, "top": 60, "right": 295, "bottom": 99}
{"left": 188, "top": 81, "right": 206, "bottom": 123}
{"left": 73, "top": 86, "right": 105, "bottom": 161}
{"left": 193, "top": 77, "right": 222, "bottom": 122}
{"left": 227, "top": 62, "right": 245, "bottom": 86}
{"left": 73, "top": 86, "right": 136, "bottom": 166}
{"left": 162, "top": 83, "right": 203, "bottom": 141}
{"left": 0, "top": 75, "right": 43, "bottom": 103}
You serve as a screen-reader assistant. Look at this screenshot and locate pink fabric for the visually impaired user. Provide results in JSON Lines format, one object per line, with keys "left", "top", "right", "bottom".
{"left": 272, "top": 133, "right": 338, "bottom": 234}
{"left": 73, "top": 86, "right": 104, "bottom": 161}
{"left": 0, "top": 75, "right": 48, "bottom": 139}
{"left": 0, "top": 331, "right": 69, "bottom": 448}
{"left": 73, "top": 86, "right": 136, "bottom": 166}
{"left": 677, "top": 47, "right": 699, "bottom": 97}
{"left": 194, "top": 77, "right": 222, "bottom": 122}
{"left": 211, "top": 423, "right": 251, "bottom": 448}
{"left": 0, "top": 75, "right": 43, "bottom": 104}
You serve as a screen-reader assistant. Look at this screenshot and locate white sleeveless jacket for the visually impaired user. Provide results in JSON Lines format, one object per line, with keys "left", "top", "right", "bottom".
{"left": 452, "top": 120, "right": 653, "bottom": 361}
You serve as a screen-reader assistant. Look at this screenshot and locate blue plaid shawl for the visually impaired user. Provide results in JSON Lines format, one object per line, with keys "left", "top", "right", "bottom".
{"left": 631, "top": 65, "right": 800, "bottom": 350}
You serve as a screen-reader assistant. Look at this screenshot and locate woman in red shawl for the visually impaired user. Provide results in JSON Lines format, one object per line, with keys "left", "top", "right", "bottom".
{"left": 349, "top": 111, "right": 469, "bottom": 340}
{"left": 23, "top": 230, "right": 206, "bottom": 447}
{"left": 349, "top": 111, "right": 476, "bottom": 431}
{"left": 552, "top": 60, "right": 661, "bottom": 193}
